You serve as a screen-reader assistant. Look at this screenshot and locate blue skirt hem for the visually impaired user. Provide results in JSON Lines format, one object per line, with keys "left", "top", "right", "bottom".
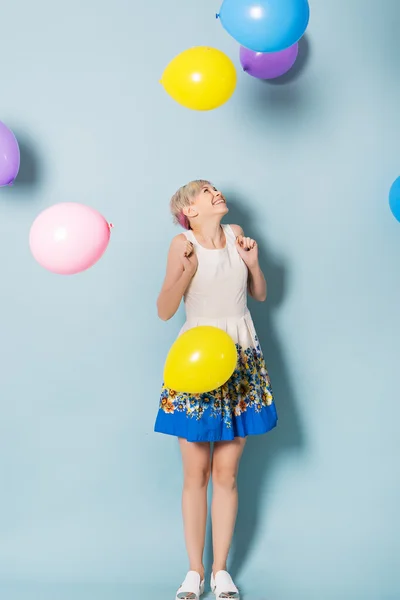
{"left": 154, "top": 404, "right": 278, "bottom": 443}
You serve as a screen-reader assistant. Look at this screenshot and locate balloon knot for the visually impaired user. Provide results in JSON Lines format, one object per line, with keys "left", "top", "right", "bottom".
{"left": 242, "top": 66, "right": 249, "bottom": 72}
{"left": 109, "top": 222, "right": 114, "bottom": 229}
{"left": 216, "top": 13, "right": 220, "bottom": 19}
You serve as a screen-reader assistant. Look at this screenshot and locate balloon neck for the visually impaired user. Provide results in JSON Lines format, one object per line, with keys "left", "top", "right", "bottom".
{"left": 0, "top": 178, "right": 15, "bottom": 187}
{"left": 215, "top": 13, "right": 220, "bottom": 18}
{"left": 242, "top": 66, "right": 249, "bottom": 72}
{"left": 109, "top": 222, "right": 114, "bottom": 230}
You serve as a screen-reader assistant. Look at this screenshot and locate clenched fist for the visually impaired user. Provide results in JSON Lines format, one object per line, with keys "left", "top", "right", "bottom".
{"left": 235, "top": 235, "right": 259, "bottom": 269}
{"left": 179, "top": 238, "right": 198, "bottom": 276}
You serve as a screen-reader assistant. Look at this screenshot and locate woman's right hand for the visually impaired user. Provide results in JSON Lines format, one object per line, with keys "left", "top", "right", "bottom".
{"left": 157, "top": 235, "right": 198, "bottom": 321}
{"left": 181, "top": 240, "right": 198, "bottom": 276}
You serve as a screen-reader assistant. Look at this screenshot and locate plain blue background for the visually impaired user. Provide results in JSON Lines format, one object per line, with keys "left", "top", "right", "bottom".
{"left": 1, "top": 0, "right": 400, "bottom": 599}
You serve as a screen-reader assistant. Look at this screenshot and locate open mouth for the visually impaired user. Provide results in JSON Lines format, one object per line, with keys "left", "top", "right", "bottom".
{"left": 212, "top": 198, "right": 226, "bottom": 206}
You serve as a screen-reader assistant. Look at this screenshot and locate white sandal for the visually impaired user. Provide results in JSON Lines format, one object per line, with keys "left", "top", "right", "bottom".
{"left": 210, "top": 570, "right": 240, "bottom": 599}
{"left": 175, "top": 571, "right": 205, "bottom": 600}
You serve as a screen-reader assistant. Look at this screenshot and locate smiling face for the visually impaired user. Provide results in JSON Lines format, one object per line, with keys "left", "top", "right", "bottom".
{"left": 183, "top": 183, "right": 229, "bottom": 225}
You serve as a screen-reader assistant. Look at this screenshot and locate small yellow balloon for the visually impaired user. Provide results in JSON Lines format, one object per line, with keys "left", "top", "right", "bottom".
{"left": 161, "top": 46, "right": 237, "bottom": 111}
{"left": 164, "top": 326, "right": 238, "bottom": 393}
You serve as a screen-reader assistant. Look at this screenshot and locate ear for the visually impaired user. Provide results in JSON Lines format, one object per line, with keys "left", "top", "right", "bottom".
{"left": 183, "top": 205, "right": 198, "bottom": 219}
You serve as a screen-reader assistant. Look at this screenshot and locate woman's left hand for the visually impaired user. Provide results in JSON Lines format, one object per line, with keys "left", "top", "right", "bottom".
{"left": 235, "top": 235, "right": 259, "bottom": 269}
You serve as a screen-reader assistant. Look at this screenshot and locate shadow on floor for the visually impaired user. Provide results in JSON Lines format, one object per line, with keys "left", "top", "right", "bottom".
{"left": 204, "top": 193, "right": 306, "bottom": 579}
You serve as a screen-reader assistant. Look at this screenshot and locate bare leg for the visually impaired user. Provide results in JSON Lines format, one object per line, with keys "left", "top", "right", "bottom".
{"left": 179, "top": 438, "right": 211, "bottom": 580}
{"left": 211, "top": 437, "right": 246, "bottom": 574}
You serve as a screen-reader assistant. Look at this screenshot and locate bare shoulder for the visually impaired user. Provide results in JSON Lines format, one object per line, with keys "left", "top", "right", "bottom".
{"left": 229, "top": 224, "right": 244, "bottom": 237}
{"left": 170, "top": 233, "right": 187, "bottom": 249}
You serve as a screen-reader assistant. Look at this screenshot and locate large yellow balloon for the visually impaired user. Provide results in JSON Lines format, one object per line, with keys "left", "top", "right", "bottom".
{"left": 164, "top": 326, "right": 238, "bottom": 393}
{"left": 161, "top": 46, "right": 237, "bottom": 111}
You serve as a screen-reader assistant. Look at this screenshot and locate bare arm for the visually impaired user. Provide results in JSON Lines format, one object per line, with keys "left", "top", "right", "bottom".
{"left": 157, "top": 235, "right": 198, "bottom": 321}
{"left": 247, "top": 264, "right": 267, "bottom": 302}
{"left": 231, "top": 224, "right": 267, "bottom": 302}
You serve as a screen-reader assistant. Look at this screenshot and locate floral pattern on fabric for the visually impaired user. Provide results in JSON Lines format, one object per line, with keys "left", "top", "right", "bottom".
{"left": 159, "top": 339, "right": 274, "bottom": 430}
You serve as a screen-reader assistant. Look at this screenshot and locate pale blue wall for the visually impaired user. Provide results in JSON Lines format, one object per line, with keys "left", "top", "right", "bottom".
{"left": 0, "top": 1, "right": 399, "bottom": 599}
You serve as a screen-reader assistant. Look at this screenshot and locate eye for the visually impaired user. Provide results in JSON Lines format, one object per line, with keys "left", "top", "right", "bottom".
{"left": 203, "top": 188, "right": 210, "bottom": 193}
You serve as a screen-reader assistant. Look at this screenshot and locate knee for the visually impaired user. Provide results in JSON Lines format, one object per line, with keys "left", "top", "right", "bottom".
{"left": 211, "top": 465, "right": 237, "bottom": 490}
{"left": 184, "top": 467, "right": 211, "bottom": 490}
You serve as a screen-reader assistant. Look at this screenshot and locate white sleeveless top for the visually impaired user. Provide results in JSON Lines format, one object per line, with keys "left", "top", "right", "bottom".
{"left": 181, "top": 224, "right": 258, "bottom": 350}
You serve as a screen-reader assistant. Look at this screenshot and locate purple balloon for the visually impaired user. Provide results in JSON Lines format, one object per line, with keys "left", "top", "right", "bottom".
{"left": 240, "top": 43, "right": 299, "bottom": 80}
{"left": 0, "top": 121, "right": 20, "bottom": 187}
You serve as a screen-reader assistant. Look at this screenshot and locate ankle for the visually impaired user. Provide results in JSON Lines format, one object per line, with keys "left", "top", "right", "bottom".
{"left": 212, "top": 564, "right": 227, "bottom": 576}
{"left": 189, "top": 566, "right": 205, "bottom": 580}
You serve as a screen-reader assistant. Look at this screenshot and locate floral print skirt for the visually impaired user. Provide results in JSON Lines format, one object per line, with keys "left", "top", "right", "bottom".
{"left": 154, "top": 325, "right": 278, "bottom": 442}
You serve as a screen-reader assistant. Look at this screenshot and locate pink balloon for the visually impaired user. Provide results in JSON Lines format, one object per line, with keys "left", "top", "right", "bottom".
{"left": 29, "top": 203, "right": 112, "bottom": 275}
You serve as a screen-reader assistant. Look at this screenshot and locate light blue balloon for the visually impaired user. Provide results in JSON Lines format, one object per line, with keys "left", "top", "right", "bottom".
{"left": 389, "top": 177, "right": 400, "bottom": 222}
{"left": 218, "top": 0, "right": 310, "bottom": 53}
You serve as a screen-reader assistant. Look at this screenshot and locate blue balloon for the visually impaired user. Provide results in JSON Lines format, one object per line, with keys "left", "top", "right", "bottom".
{"left": 218, "top": 0, "right": 310, "bottom": 53}
{"left": 389, "top": 177, "right": 400, "bottom": 222}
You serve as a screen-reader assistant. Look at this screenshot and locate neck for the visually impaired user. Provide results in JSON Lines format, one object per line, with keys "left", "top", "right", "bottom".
{"left": 191, "top": 220, "right": 223, "bottom": 244}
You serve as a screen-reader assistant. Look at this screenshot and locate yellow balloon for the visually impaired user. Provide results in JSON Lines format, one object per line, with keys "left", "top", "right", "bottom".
{"left": 164, "top": 326, "right": 238, "bottom": 394}
{"left": 161, "top": 46, "right": 237, "bottom": 111}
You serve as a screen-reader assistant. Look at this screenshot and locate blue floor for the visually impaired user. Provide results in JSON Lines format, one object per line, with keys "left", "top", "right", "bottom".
{"left": 0, "top": 582, "right": 389, "bottom": 599}
{"left": 0, "top": 583, "right": 219, "bottom": 600}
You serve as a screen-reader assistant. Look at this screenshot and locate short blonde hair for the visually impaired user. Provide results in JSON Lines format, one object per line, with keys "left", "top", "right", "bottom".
{"left": 170, "top": 179, "right": 211, "bottom": 230}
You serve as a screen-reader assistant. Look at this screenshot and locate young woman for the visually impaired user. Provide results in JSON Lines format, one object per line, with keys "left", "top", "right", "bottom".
{"left": 155, "top": 180, "right": 277, "bottom": 600}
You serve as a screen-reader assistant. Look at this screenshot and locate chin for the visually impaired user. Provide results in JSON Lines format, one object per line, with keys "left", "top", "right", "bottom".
{"left": 217, "top": 205, "right": 229, "bottom": 216}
